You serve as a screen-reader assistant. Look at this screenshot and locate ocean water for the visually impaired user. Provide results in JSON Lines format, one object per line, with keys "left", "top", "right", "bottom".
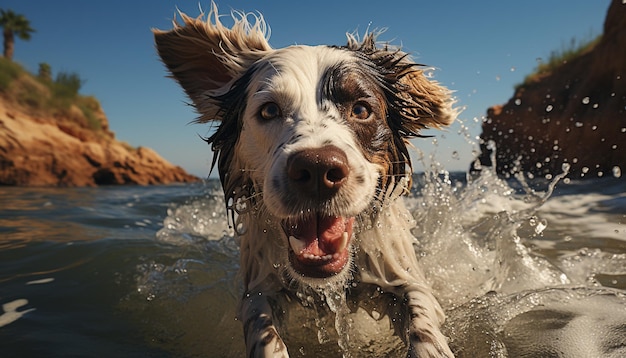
{"left": 1, "top": 167, "right": 625, "bottom": 357}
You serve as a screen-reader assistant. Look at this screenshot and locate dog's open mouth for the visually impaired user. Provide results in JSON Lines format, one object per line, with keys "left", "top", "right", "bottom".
{"left": 283, "top": 215, "right": 354, "bottom": 278}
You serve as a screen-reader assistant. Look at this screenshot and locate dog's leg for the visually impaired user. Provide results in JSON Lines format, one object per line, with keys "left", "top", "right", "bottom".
{"left": 405, "top": 286, "right": 454, "bottom": 358}
{"left": 240, "top": 291, "right": 289, "bottom": 358}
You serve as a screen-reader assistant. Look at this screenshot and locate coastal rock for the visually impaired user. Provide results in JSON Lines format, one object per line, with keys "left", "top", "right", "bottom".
{"left": 476, "top": 0, "right": 626, "bottom": 178}
{"left": 0, "top": 99, "right": 199, "bottom": 186}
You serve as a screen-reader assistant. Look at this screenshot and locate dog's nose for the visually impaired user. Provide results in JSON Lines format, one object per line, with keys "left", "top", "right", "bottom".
{"left": 287, "top": 146, "right": 349, "bottom": 198}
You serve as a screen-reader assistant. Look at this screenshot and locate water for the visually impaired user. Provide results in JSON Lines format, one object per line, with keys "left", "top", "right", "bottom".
{"left": 1, "top": 168, "right": 625, "bottom": 357}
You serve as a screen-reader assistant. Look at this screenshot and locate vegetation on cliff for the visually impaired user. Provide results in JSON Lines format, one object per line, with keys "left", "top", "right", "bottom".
{"left": 0, "top": 57, "right": 108, "bottom": 135}
{"left": 0, "top": 9, "right": 198, "bottom": 186}
{"left": 477, "top": 0, "right": 625, "bottom": 179}
{"left": 518, "top": 33, "right": 602, "bottom": 88}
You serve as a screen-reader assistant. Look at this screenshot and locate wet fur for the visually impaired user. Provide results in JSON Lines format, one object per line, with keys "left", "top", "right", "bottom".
{"left": 154, "top": 5, "right": 456, "bottom": 357}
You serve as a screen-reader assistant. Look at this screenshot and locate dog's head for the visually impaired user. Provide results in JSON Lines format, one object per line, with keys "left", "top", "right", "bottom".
{"left": 155, "top": 7, "right": 455, "bottom": 284}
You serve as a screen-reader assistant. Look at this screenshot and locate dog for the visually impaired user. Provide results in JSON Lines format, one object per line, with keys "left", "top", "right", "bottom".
{"left": 154, "top": 5, "right": 455, "bottom": 357}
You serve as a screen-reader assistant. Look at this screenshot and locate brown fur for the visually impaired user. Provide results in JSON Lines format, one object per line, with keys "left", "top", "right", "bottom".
{"left": 154, "top": 6, "right": 456, "bottom": 357}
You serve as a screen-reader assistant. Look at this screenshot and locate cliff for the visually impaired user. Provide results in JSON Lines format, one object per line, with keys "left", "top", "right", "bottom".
{"left": 0, "top": 74, "right": 199, "bottom": 186}
{"left": 476, "top": 0, "right": 626, "bottom": 178}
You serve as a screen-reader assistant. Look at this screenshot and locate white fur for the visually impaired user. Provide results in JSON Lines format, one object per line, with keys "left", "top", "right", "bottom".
{"left": 154, "top": 5, "right": 456, "bottom": 357}
{"left": 238, "top": 46, "right": 380, "bottom": 219}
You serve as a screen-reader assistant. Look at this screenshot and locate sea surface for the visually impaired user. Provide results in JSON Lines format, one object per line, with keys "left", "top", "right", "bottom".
{"left": 1, "top": 168, "right": 625, "bottom": 357}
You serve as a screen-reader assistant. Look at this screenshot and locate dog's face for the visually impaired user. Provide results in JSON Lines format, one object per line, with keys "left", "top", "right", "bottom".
{"left": 154, "top": 10, "right": 454, "bottom": 284}
{"left": 238, "top": 46, "right": 388, "bottom": 279}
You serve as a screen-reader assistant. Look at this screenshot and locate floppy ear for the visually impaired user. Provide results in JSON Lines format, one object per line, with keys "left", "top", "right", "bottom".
{"left": 153, "top": 5, "right": 272, "bottom": 121}
{"left": 394, "top": 68, "right": 456, "bottom": 131}
{"left": 346, "top": 33, "right": 456, "bottom": 188}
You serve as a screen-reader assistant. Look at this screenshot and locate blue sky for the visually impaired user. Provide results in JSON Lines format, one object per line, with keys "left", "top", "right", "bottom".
{"left": 2, "top": 1, "right": 609, "bottom": 177}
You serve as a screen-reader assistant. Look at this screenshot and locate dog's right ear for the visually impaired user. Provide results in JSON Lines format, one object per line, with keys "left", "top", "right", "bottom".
{"left": 153, "top": 6, "right": 271, "bottom": 120}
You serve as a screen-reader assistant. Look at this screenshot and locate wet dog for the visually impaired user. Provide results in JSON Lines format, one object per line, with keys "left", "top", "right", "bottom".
{"left": 154, "top": 5, "right": 455, "bottom": 357}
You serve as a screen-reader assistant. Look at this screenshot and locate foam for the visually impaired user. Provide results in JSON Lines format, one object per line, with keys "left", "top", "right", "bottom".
{"left": 0, "top": 299, "right": 35, "bottom": 328}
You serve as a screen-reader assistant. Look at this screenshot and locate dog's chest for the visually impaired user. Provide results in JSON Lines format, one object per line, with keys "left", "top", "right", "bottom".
{"left": 273, "top": 284, "right": 409, "bottom": 357}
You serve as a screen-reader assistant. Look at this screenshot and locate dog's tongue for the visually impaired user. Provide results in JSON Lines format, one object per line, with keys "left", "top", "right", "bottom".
{"left": 290, "top": 215, "right": 351, "bottom": 255}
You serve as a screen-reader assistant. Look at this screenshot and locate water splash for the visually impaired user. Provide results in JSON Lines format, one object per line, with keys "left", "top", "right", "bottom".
{"left": 156, "top": 183, "right": 234, "bottom": 246}
{"left": 144, "top": 149, "right": 626, "bottom": 356}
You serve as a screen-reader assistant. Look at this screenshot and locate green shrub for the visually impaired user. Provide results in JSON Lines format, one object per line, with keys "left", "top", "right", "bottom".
{"left": 0, "top": 57, "right": 106, "bottom": 133}
{"left": 79, "top": 95, "right": 100, "bottom": 112}
{"left": 0, "top": 56, "right": 24, "bottom": 90}
{"left": 16, "top": 76, "right": 47, "bottom": 109}
{"left": 517, "top": 34, "right": 601, "bottom": 88}
{"left": 83, "top": 108, "right": 101, "bottom": 131}
{"left": 38, "top": 62, "right": 52, "bottom": 82}
{"left": 52, "top": 71, "right": 84, "bottom": 99}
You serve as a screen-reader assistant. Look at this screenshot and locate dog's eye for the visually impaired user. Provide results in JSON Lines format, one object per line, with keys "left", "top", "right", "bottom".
{"left": 351, "top": 103, "right": 371, "bottom": 120}
{"left": 260, "top": 102, "right": 281, "bottom": 120}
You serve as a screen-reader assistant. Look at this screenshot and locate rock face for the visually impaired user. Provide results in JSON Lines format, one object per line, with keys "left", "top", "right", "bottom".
{"left": 0, "top": 98, "right": 199, "bottom": 186}
{"left": 477, "top": 0, "right": 626, "bottom": 178}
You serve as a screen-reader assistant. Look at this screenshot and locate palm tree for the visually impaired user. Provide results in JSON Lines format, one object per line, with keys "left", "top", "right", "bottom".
{"left": 0, "top": 9, "right": 35, "bottom": 61}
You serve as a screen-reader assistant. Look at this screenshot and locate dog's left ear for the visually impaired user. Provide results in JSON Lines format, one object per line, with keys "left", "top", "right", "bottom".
{"left": 153, "top": 6, "right": 271, "bottom": 121}
{"left": 394, "top": 67, "right": 456, "bottom": 131}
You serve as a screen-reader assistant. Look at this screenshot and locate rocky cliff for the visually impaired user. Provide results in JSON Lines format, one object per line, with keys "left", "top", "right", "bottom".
{"left": 0, "top": 95, "right": 199, "bottom": 186}
{"left": 476, "top": 0, "right": 626, "bottom": 179}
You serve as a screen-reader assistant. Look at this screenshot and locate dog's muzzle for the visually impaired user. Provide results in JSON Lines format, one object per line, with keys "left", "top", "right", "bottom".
{"left": 282, "top": 145, "right": 354, "bottom": 278}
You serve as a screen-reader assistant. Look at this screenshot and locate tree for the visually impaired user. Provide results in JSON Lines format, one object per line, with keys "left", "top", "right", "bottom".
{"left": 0, "top": 9, "right": 35, "bottom": 61}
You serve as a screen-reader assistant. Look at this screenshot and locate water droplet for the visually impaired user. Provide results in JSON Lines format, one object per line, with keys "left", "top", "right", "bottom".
{"left": 575, "top": 122, "right": 583, "bottom": 127}
{"left": 510, "top": 66, "right": 516, "bottom": 72}
{"left": 562, "top": 163, "right": 571, "bottom": 173}
{"left": 613, "top": 166, "right": 622, "bottom": 178}
{"left": 545, "top": 104, "right": 553, "bottom": 112}
{"left": 534, "top": 219, "right": 547, "bottom": 234}
{"left": 581, "top": 166, "right": 589, "bottom": 174}
{"left": 581, "top": 97, "right": 590, "bottom": 104}
{"left": 592, "top": 103, "right": 599, "bottom": 108}
{"left": 514, "top": 98, "right": 522, "bottom": 105}
{"left": 495, "top": 75, "right": 501, "bottom": 81}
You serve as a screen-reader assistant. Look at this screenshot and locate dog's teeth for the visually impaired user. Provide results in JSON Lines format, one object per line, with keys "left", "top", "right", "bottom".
{"left": 304, "top": 253, "right": 320, "bottom": 260}
{"left": 337, "top": 231, "right": 349, "bottom": 252}
{"left": 289, "top": 235, "right": 306, "bottom": 254}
